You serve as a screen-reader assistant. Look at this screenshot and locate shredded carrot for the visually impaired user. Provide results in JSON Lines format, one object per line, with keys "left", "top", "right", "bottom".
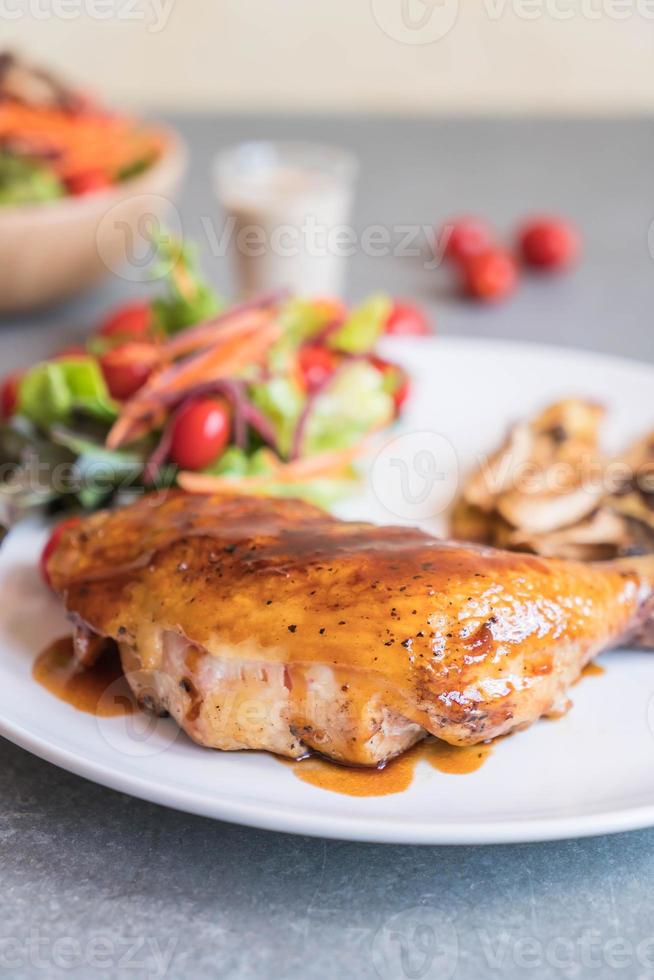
{"left": 163, "top": 308, "right": 276, "bottom": 360}
{"left": 279, "top": 440, "right": 373, "bottom": 480}
{"left": 106, "top": 317, "right": 282, "bottom": 449}
{"left": 177, "top": 439, "right": 373, "bottom": 495}
{"left": 177, "top": 474, "right": 274, "bottom": 495}
{"left": 0, "top": 103, "right": 164, "bottom": 179}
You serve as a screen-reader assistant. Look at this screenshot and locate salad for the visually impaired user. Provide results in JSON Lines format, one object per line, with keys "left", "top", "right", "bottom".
{"left": 0, "top": 52, "right": 165, "bottom": 205}
{"left": 0, "top": 239, "right": 429, "bottom": 521}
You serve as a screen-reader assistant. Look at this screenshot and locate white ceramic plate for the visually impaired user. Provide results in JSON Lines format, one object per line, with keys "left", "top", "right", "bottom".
{"left": 2, "top": 337, "right": 654, "bottom": 845}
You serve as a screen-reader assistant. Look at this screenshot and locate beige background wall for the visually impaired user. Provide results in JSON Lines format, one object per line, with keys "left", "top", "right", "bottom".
{"left": 4, "top": 0, "right": 654, "bottom": 113}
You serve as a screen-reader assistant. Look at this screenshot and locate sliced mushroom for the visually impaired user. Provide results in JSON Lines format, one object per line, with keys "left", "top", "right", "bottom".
{"left": 451, "top": 403, "right": 654, "bottom": 561}
{"left": 450, "top": 500, "right": 509, "bottom": 545}
{"left": 455, "top": 398, "right": 606, "bottom": 536}
{"left": 605, "top": 433, "right": 654, "bottom": 532}
{"left": 496, "top": 482, "right": 605, "bottom": 535}
{"left": 463, "top": 421, "right": 534, "bottom": 512}
{"left": 508, "top": 508, "right": 628, "bottom": 561}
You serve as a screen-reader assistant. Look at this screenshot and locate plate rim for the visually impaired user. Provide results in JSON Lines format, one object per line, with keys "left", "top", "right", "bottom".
{"left": 4, "top": 711, "right": 654, "bottom": 844}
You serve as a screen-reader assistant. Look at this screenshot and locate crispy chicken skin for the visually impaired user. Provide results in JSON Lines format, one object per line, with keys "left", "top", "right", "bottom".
{"left": 47, "top": 492, "right": 654, "bottom": 766}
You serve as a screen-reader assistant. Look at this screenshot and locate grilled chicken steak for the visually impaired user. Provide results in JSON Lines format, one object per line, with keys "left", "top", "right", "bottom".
{"left": 47, "top": 492, "right": 654, "bottom": 766}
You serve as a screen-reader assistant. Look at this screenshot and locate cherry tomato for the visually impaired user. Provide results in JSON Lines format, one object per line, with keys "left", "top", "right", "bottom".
{"left": 169, "top": 398, "right": 231, "bottom": 471}
{"left": 65, "top": 169, "right": 112, "bottom": 196}
{"left": 385, "top": 302, "right": 431, "bottom": 336}
{"left": 441, "top": 217, "right": 495, "bottom": 264}
{"left": 1, "top": 372, "right": 22, "bottom": 419}
{"left": 99, "top": 302, "right": 153, "bottom": 342}
{"left": 518, "top": 217, "right": 580, "bottom": 271}
{"left": 462, "top": 249, "right": 518, "bottom": 303}
{"left": 40, "top": 516, "right": 82, "bottom": 588}
{"left": 298, "top": 346, "right": 337, "bottom": 392}
{"left": 100, "top": 343, "right": 155, "bottom": 400}
{"left": 370, "top": 356, "right": 410, "bottom": 412}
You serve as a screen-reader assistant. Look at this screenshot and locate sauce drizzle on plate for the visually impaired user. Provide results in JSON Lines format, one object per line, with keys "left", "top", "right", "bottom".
{"left": 33, "top": 636, "right": 134, "bottom": 717}
{"left": 281, "top": 737, "right": 493, "bottom": 797}
{"left": 579, "top": 660, "right": 605, "bottom": 680}
{"left": 34, "top": 636, "right": 494, "bottom": 797}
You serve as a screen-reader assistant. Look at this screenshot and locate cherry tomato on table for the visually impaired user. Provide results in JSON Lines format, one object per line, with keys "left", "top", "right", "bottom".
{"left": 169, "top": 398, "right": 231, "bottom": 471}
{"left": 298, "top": 346, "right": 337, "bottom": 393}
{"left": 98, "top": 301, "right": 153, "bottom": 342}
{"left": 441, "top": 216, "right": 495, "bottom": 264}
{"left": 462, "top": 248, "right": 518, "bottom": 303}
{"left": 518, "top": 217, "right": 580, "bottom": 271}
{"left": 40, "top": 517, "right": 82, "bottom": 588}
{"left": 385, "top": 301, "right": 431, "bottom": 336}
{"left": 100, "top": 343, "right": 156, "bottom": 400}
{"left": 1, "top": 372, "right": 22, "bottom": 419}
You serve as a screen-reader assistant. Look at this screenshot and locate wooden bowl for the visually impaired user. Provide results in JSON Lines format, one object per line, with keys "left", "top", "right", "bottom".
{"left": 0, "top": 127, "right": 187, "bottom": 313}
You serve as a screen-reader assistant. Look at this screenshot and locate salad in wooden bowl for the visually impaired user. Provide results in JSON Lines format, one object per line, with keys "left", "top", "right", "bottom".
{"left": 0, "top": 52, "right": 185, "bottom": 311}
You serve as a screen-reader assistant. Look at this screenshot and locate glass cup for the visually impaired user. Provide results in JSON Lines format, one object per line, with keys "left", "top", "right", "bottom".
{"left": 213, "top": 141, "right": 358, "bottom": 299}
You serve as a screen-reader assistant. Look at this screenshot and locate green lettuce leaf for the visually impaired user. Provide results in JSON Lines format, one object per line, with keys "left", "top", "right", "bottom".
{"left": 50, "top": 426, "right": 144, "bottom": 476}
{"left": 202, "top": 446, "right": 354, "bottom": 508}
{"left": 18, "top": 357, "right": 118, "bottom": 429}
{"left": 260, "top": 475, "right": 356, "bottom": 508}
{"left": 0, "top": 154, "right": 64, "bottom": 206}
{"left": 204, "top": 447, "right": 276, "bottom": 479}
{"left": 152, "top": 286, "right": 219, "bottom": 336}
{"left": 280, "top": 298, "right": 334, "bottom": 345}
{"left": 204, "top": 446, "right": 251, "bottom": 478}
{"left": 150, "top": 237, "right": 222, "bottom": 335}
{"left": 328, "top": 294, "right": 392, "bottom": 354}
{"left": 0, "top": 417, "right": 75, "bottom": 517}
{"left": 249, "top": 376, "right": 304, "bottom": 458}
{"left": 302, "top": 361, "right": 394, "bottom": 456}
{"left": 267, "top": 298, "right": 339, "bottom": 372}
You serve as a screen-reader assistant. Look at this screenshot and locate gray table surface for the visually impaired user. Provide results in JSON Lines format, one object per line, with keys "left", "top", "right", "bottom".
{"left": 1, "top": 115, "right": 654, "bottom": 980}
